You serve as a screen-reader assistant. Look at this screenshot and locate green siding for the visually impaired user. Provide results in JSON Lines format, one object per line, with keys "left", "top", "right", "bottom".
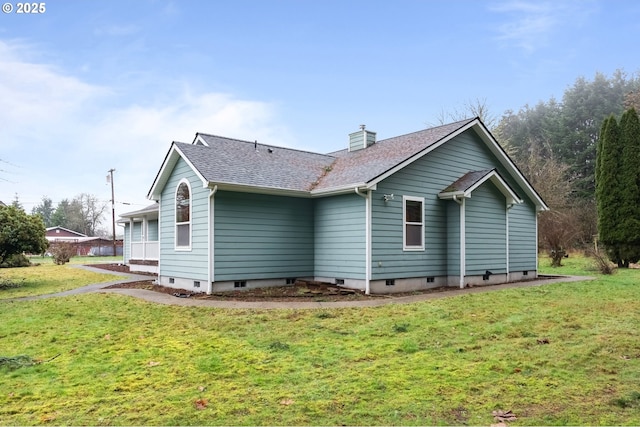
{"left": 446, "top": 202, "right": 460, "bottom": 276}
{"left": 159, "top": 158, "right": 209, "bottom": 281}
{"left": 132, "top": 222, "right": 142, "bottom": 242}
{"left": 509, "top": 203, "right": 537, "bottom": 271}
{"left": 314, "top": 193, "right": 365, "bottom": 279}
{"left": 123, "top": 223, "right": 130, "bottom": 263}
{"left": 214, "top": 192, "right": 314, "bottom": 281}
{"left": 371, "top": 128, "right": 538, "bottom": 279}
{"left": 147, "top": 219, "right": 159, "bottom": 241}
{"left": 465, "top": 182, "right": 507, "bottom": 275}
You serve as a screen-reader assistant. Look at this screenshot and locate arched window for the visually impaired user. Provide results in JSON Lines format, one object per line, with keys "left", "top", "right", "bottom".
{"left": 175, "top": 180, "right": 191, "bottom": 248}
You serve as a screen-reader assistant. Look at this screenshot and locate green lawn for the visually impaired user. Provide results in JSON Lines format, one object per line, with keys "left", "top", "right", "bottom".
{"left": 0, "top": 263, "right": 124, "bottom": 299}
{"left": 1, "top": 255, "right": 640, "bottom": 425}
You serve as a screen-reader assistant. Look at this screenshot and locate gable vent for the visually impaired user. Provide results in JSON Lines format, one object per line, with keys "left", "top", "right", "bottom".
{"left": 348, "top": 124, "right": 376, "bottom": 152}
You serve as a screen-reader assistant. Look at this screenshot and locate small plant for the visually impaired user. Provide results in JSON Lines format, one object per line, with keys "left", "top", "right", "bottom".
{"left": 0, "top": 355, "right": 37, "bottom": 370}
{"left": 49, "top": 242, "right": 77, "bottom": 265}
{"left": 392, "top": 323, "right": 409, "bottom": 333}
{"left": 315, "top": 311, "right": 335, "bottom": 319}
{"left": 587, "top": 248, "right": 616, "bottom": 275}
{"left": 611, "top": 391, "right": 640, "bottom": 408}
{"left": 0, "top": 277, "right": 24, "bottom": 290}
{"left": 268, "top": 341, "right": 290, "bottom": 351}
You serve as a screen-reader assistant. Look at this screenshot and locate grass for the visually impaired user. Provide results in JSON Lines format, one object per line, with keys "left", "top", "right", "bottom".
{"left": 0, "top": 263, "right": 124, "bottom": 299}
{"left": 1, "top": 254, "right": 640, "bottom": 425}
{"left": 28, "top": 255, "right": 123, "bottom": 266}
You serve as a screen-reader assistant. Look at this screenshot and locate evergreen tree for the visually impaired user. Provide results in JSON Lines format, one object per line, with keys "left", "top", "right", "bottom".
{"left": 619, "top": 108, "right": 640, "bottom": 263}
{"left": 596, "top": 115, "right": 625, "bottom": 265}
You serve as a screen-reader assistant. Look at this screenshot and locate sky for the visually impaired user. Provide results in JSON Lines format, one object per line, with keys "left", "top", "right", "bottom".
{"left": 1, "top": 0, "right": 640, "bottom": 233}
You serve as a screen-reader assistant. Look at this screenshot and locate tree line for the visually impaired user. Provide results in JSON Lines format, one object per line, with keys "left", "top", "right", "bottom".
{"left": 441, "top": 69, "right": 640, "bottom": 266}
{"left": 20, "top": 193, "right": 107, "bottom": 237}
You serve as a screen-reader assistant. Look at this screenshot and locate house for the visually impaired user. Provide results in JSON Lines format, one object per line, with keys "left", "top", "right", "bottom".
{"left": 121, "top": 117, "right": 547, "bottom": 294}
{"left": 46, "top": 226, "right": 123, "bottom": 256}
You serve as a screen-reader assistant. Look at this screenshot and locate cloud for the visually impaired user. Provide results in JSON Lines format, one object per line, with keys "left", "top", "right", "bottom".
{"left": 0, "top": 39, "right": 289, "bottom": 223}
{"left": 489, "top": 1, "right": 594, "bottom": 52}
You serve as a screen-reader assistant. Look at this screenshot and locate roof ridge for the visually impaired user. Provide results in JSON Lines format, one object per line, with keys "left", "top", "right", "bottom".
{"left": 377, "top": 117, "right": 476, "bottom": 144}
{"left": 196, "top": 133, "right": 336, "bottom": 159}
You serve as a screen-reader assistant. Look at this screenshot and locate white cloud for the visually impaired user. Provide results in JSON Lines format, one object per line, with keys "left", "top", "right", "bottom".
{"left": 0, "top": 39, "right": 290, "bottom": 225}
{"left": 489, "top": 1, "right": 595, "bottom": 52}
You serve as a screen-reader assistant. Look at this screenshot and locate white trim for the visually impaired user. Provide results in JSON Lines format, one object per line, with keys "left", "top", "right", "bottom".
{"left": 174, "top": 178, "right": 192, "bottom": 251}
{"left": 207, "top": 185, "right": 218, "bottom": 294}
{"left": 368, "top": 119, "right": 548, "bottom": 211}
{"left": 459, "top": 197, "right": 466, "bottom": 289}
{"left": 403, "top": 195, "right": 425, "bottom": 251}
{"left": 355, "top": 188, "right": 372, "bottom": 295}
{"left": 148, "top": 144, "right": 208, "bottom": 200}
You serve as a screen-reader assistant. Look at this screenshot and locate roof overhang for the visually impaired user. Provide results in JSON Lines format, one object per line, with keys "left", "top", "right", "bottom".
{"left": 147, "top": 143, "right": 208, "bottom": 200}
{"left": 438, "top": 169, "right": 523, "bottom": 206}
{"left": 367, "top": 118, "right": 549, "bottom": 211}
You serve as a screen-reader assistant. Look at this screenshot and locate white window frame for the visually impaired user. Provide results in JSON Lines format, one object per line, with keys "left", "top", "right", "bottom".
{"left": 175, "top": 178, "right": 192, "bottom": 251}
{"left": 403, "top": 195, "right": 425, "bottom": 251}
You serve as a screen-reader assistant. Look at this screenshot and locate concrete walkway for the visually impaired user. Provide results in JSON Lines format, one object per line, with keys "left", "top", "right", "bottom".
{"left": 5, "top": 266, "right": 593, "bottom": 309}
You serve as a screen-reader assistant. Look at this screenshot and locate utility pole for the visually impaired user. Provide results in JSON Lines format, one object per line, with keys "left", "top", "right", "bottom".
{"left": 108, "top": 168, "right": 116, "bottom": 257}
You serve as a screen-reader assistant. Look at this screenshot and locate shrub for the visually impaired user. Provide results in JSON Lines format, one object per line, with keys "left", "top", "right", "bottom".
{"left": 49, "top": 242, "right": 77, "bottom": 265}
{"left": 587, "top": 248, "right": 616, "bottom": 275}
{"left": 0, "top": 253, "right": 31, "bottom": 268}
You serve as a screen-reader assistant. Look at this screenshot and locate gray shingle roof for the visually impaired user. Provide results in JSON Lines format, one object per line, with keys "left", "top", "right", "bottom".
{"left": 177, "top": 135, "right": 335, "bottom": 192}
{"left": 315, "top": 119, "right": 475, "bottom": 190}
{"left": 441, "top": 169, "right": 494, "bottom": 193}
{"left": 174, "top": 119, "right": 475, "bottom": 193}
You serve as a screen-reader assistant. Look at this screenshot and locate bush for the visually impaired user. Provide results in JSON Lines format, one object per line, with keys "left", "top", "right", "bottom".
{"left": 587, "top": 248, "right": 616, "bottom": 275}
{"left": 49, "top": 242, "right": 77, "bottom": 265}
{"left": 0, "top": 253, "right": 31, "bottom": 268}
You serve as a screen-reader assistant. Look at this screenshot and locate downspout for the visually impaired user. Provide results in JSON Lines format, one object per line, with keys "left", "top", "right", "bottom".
{"left": 453, "top": 195, "right": 465, "bottom": 289}
{"left": 506, "top": 203, "right": 514, "bottom": 282}
{"left": 207, "top": 185, "right": 218, "bottom": 295}
{"left": 354, "top": 188, "right": 371, "bottom": 295}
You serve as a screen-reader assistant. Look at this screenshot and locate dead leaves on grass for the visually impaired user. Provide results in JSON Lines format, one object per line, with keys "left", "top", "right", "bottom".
{"left": 195, "top": 398, "right": 208, "bottom": 410}
{"left": 492, "top": 409, "right": 517, "bottom": 426}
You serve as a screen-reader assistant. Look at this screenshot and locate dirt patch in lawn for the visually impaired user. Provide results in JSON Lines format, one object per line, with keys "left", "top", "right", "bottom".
{"left": 88, "top": 263, "right": 462, "bottom": 302}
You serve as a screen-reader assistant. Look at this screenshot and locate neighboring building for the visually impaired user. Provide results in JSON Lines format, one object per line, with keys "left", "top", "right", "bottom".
{"left": 46, "top": 226, "right": 122, "bottom": 256}
{"left": 121, "top": 117, "right": 547, "bottom": 294}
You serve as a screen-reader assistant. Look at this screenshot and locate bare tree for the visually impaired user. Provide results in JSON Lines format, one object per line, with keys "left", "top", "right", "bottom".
{"left": 433, "top": 98, "right": 498, "bottom": 130}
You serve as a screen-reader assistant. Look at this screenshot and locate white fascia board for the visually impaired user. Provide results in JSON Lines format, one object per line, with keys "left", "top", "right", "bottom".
{"left": 193, "top": 134, "right": 209, "bottom": 146}
{"left": 438, "top": 191, "right": 465, "bottom": 200}
{"left": 366, "top": 118, "right": 548, "bottom": 211}
{"left": 470, "top": 122, "right": 549, "bottom": 211}
{"left": 368, "top": 120, "right": 478, "bottom": 189}
{"left": 310, "top": 182, "right": 375, "bottom": 197}
{"left": 147, "top": 144, "right": 208, "bottom": 200}
{"left": 466, "top": 170, "right": 523, "bottom": 205}
{"left": 210, "top": 181, "right": 312, "bottom": 198}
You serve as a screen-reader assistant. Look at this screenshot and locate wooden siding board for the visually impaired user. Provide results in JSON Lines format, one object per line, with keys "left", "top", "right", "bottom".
{"left": 313, "top": 193, "right": 365, "bottom": 279}
{"left": 371, "top": 129, "right": 537, "bottom": 280}
{"left": 159, "top": 158, "right": 210, "bottom": 281}
{"left": 214, "top": 191, "right": 314, "bottom": 281}
{"left": 509, "top": 203, "right": 537, "bottom": 270}
{"left": 147, "top": 220, "right": 159, "bottom": 241}
{"left": 123, "top": 223, "right": 131, "bottom": 263}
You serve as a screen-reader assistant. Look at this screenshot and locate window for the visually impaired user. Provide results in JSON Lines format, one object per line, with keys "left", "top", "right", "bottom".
{"left": 176, "top": 180, "right": 191, "bottom": 249}
{"left": 403, "top": 196, "right": 424, "bottom": 250}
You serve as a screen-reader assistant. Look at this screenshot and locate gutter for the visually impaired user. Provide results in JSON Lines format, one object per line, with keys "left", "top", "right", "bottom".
{"left": 354, "top": 188, "right": 371, "bottom": 295}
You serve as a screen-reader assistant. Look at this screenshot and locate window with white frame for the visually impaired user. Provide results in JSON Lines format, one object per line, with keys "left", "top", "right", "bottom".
{"left": 175, "top": 180, "right": 191, "bottom": 248}
{"left": 403, "top": 195, "right": 424, "bottom": 250}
